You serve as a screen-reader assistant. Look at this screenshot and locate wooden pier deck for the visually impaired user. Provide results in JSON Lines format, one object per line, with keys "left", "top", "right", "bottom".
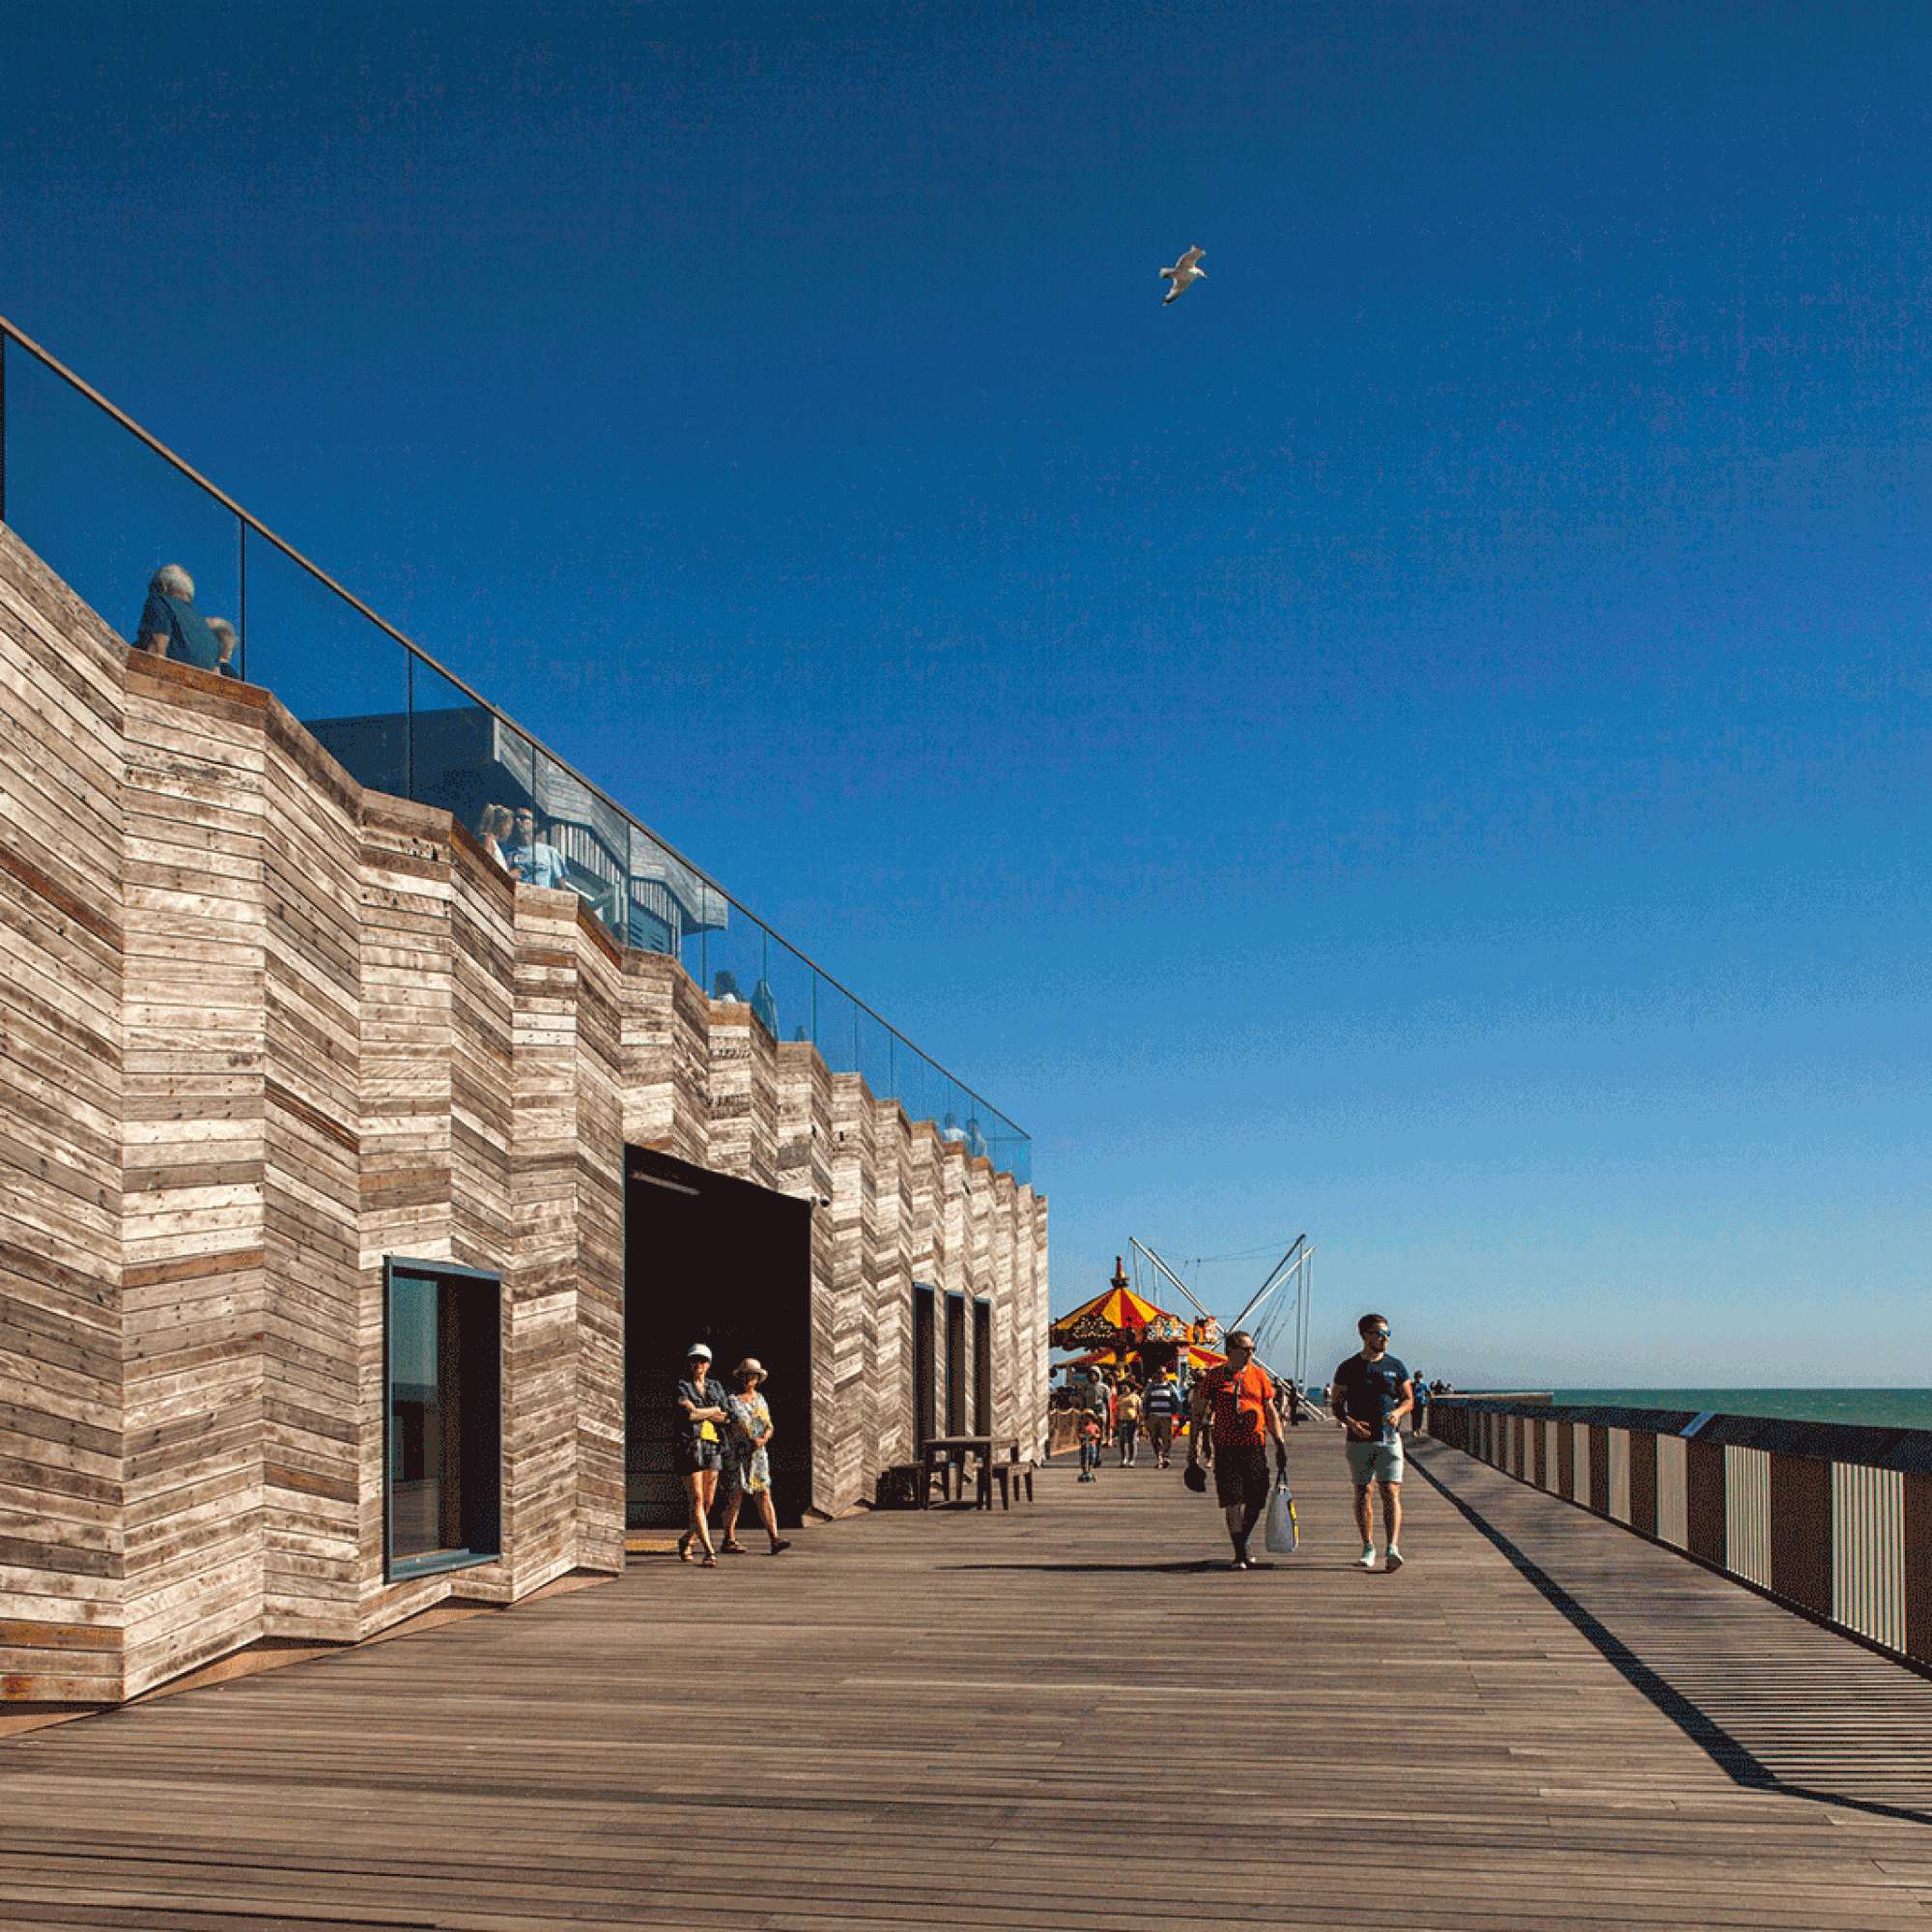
{"left": 6, "top": 1433, "right": 1932, "bottom": 1930}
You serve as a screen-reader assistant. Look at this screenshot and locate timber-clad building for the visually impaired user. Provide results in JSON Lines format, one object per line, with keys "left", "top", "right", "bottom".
{"left": 0, "top": 519, "right": 1049, "bottom": 1710}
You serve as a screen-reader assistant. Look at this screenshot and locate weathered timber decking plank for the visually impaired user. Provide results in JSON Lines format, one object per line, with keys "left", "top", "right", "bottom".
{"left": 2, "top": 1435, "right": 1931, "bottom": 1927}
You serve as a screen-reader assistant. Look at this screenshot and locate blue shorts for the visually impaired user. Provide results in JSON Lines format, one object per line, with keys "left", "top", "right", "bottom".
{"left": 1345, "top": 1436, "right": 1404, "bottom": 1486}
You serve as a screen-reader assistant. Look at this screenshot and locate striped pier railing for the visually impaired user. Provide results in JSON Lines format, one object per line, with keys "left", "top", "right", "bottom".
{"left": 1429, "top": 1396, "right": 1932, "bottom": 1668}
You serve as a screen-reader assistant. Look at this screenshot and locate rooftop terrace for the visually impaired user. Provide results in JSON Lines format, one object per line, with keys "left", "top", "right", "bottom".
{"left": 7, "top": 1433, "right": 1932, "bottom": 1928}
{"left": 0, "top": 315, "right": 1029, "bottom": 1181}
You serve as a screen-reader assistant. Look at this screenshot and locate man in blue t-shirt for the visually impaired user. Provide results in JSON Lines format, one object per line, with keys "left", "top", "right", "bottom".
{"left": 1330, "top": 1312, "right": 1412, "bottom": 1573}
{"left": 505, "top": 808, "right": 575, "bottom": 892}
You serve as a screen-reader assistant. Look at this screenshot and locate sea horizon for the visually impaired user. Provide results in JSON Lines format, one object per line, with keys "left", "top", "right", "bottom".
{"left": 1546, "top": 1387, "right": 1932, "bottom": 1431}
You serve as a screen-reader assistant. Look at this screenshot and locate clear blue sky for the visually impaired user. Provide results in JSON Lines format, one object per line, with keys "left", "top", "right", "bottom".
{"left": 7, "top": 1, "right": 1930, "bottom": 1386}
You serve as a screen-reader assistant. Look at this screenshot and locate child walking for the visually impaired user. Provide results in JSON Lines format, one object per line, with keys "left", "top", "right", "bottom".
{"left": 1078, "top": 1411, "right": 1102, "bottom": 1480}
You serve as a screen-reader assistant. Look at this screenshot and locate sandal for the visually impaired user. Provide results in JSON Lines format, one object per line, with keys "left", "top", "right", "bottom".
{"left": 769, "top": 1539, "right": 792, "bottom": 1555}
{"left": 698, "top": 1552, "right": 718, "bottom": 1568}
{"left": 677, "top": 1534, "right": 695, "bottom": 1563}
{"left": 720, "top": 1541, "right": 749, "bottom": 1554}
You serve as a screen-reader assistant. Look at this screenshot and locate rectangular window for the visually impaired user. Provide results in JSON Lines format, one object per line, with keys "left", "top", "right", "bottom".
{"left": 385, "top": 1259, "right": 503, "bottom": 1580}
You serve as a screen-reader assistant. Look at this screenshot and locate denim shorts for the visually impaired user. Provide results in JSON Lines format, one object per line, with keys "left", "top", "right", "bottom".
{"left": 674, "top": 1439, "right": 724, "bottom": 1476}
{"left": 1345, "top": 1435, "right": 1405, "bottom": 1486}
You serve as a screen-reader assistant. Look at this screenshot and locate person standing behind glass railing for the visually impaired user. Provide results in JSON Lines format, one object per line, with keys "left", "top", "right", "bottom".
{"left": 475, "top": 804, "right": 514, "bottom": 871}
{"left": 505, "top": 807, "right": 573, "bottom": 891}
{"left": 133, "top": 564, "right": 221, "bottom": 669}
{"left": 207, "top": 617, "right": 241, "bottom": 680}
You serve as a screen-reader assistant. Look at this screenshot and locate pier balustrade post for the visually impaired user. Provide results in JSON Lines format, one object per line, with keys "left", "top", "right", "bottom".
{"left": 1629, "top": 1430, "right": 1659, "bottom": 1538}
{"left": 1686, "top": 1438, "right": 1725, "bottom": 1564}
{"left": 1556, "top": 1421, "right": 1575, "bottom": 1498}
{"left": 1905, "top": 1471, "right": 1932, "bottom": 1665}
{"left": 1768, "top": 1451, "right": 1833, "bottom": 1619}
{"left": 1587, "top": 1428, "right": 1609, "bottom": 1515}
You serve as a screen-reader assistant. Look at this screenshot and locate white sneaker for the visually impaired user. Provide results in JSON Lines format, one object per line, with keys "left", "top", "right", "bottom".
{"left": 1357, "top": 1546, "right": 1376, "bottom": 1569}
{"left": 1385, "top": 1548, "right": 1404, "bottom": 1572}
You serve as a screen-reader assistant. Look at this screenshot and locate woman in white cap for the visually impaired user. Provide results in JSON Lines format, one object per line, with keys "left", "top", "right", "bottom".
{"left": 674, "top": 1344, "right": 730, "bottom": 1566}
{"left": 716, "top": 1358, "right": 791, "bottom": 1555}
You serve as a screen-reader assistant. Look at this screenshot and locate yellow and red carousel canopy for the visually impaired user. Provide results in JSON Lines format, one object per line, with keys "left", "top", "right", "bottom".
{"left": 1049, "top": 1283, "right": 1193, "bottom": 1348}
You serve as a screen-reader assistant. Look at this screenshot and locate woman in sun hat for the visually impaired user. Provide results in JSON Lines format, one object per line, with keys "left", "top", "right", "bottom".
{"left": 716, "top": 1358, "right": 791, "bottom": 1555}
{"left": 674, "top": 1344, "right": 730, "bottom": 1566}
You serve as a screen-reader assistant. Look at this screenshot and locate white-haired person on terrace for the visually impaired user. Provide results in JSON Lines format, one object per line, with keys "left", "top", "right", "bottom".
{"left": 133, "top": 564, "right": 221, "bottom": 670}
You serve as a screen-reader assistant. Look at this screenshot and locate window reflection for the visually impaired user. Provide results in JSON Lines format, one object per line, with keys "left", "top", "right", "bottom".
{"left": 386, "top": 1263, "right": 501, "bottom": 1576}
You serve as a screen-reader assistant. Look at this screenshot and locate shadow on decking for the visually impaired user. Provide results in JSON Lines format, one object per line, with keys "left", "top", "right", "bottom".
{"left": 1414, "top": 1452, "right": 1932, "bottom": 1828}
{"left": 942, "top": 1558, "right": 1251, "bottom": 1574}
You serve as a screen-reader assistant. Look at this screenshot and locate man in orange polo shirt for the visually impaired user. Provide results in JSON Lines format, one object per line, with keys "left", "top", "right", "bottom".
{"left": 1185, "top": 1330, "right": 1288, "bottom": 1569}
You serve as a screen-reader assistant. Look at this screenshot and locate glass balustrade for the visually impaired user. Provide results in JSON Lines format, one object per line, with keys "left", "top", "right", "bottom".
{"left": 0, "top": 322, "right": 1029, "bottom": 1185}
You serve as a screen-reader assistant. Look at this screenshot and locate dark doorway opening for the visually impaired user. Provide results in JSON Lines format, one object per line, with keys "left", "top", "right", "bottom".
{"left": 913, "top": 1285, "right": 936, "bottom": 1452}
{"left": 624, "top": 1146, "right": 813, "bottom": 1530}
{"left": 945, "top": 1292, "right": 967, "bottom": 1436}
{"left": 974, "top": 1298, "right": 992, "bottom": 1435}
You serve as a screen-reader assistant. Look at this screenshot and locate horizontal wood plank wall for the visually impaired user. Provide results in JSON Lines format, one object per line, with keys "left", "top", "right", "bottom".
{"left": 505, "top": 886, "right": 597, "bottom": 1598}
{"left": 570, "top": 915, "right": 625, "bottom": 1577}
{"left": 819, "top": 1074, "right": 871, "bottom": 1515}
{"left": 120, "top": 668, "right": 270, "bottom": 1697}
{"left": 775, "top": 1043, "right": 837, "bottom": 1512}
{"left": 255, "top": 699, "right": 362, "bottom": 1644}
{"left": 0, "top": 527, "right": 1048, "bottom": 1701}
{"left": 867, "top": 1105, "right": 912, "bottom": 1485}
{"left": 355, "top": 794, "right": 469, "bottom": 1631}
{"left": 0, "top": 525, "right": 127, "bottom": 1703}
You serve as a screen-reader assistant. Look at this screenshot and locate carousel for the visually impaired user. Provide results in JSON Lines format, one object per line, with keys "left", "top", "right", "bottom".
{"left": 1050, "top": 1260, "right": 1221, "bottom": 1390}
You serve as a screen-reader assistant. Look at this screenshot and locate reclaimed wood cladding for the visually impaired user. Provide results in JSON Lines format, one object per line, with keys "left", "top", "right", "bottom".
{"left": 567, "top": 910, "right": 624, "bottom": 1577}
{"left": 0, "top": 528, "right": 1046, "bottom": 1703}
{"left": 0, "top": 527, "right": 126, "bottom": 1702}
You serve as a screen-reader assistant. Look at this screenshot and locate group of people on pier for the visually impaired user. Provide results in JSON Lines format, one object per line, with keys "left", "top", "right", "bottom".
{"left": 672, "top": 1344, "right": 792, "bottom": 1566}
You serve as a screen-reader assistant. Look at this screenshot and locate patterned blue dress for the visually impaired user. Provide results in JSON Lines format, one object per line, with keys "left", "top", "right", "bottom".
{"left": 723, "top": 1390, "right": 773, "bottom": 1493}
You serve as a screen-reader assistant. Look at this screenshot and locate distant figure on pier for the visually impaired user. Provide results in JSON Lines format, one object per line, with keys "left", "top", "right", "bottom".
{"left": 1080, "top": 1369, "right": 1112, "bottom": 1442}
{"left": 1331, "top": 1314, "right": 1413, "bottom": 1572}
{"left": 1116, "top": 1381, "right": 1142, "bottom": 1465}
{"left": 1187, "top": 1330, "right": 1288, "bottom": 1570}
{"left": 1410, "top": 1376, "right": 1429, "bottom": 1437}
{"left": 133, "top": 564, "right": 221, "bottom": 670}
{"left": 207, "top": 617, "right": 241, "bottom": 679}
{"left": 1144, "top": 1371, "right": 1181, "bottom": 1467}
{"left": 1078, "top": 1410, "right": 1102, "bottom": 1480}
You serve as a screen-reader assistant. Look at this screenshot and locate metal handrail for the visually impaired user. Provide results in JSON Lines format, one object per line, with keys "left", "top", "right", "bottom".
{"left": 0, "top": 311, "right": 1028, "bottom": 1151}
{"left": 1430, "top": 1393, "right": 1930, "bottom": 1672}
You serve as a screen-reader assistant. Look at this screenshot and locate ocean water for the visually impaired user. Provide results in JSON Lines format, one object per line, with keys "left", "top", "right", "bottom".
{"left": 1554, "top": 1388, "right": 1932, "bottom": 1431}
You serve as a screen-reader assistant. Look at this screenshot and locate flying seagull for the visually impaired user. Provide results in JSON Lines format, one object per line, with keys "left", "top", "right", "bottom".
{"left": 1159, "top": 245, "right": 1206, "bottom": 304}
